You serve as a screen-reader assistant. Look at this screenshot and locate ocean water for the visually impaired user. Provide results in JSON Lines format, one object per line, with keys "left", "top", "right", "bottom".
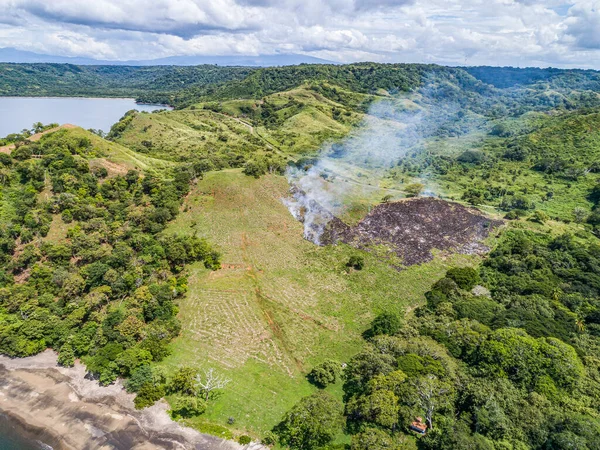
{"left": 0, "top": 414, "right": 52, "bottom": 450}
{"left": 0, "top": 97, "right": 169, "bottom": 138}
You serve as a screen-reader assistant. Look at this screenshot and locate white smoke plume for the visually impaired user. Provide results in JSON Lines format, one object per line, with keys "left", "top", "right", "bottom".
{"left": 284, "top": 85, "right": 478, "bottom": 245}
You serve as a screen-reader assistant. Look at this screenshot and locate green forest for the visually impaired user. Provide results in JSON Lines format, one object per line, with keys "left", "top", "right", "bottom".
{"left": 1, "top": 62, "right": 600, "bottom": 449}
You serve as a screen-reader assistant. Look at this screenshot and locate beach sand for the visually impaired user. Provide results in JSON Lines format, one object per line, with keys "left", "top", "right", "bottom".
{"left": 0, "top": 350, "right": 260, "bottom": 450}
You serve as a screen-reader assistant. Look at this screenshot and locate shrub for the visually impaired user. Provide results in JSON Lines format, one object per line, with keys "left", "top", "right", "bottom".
{"left": 238, "top": 435, "right": 252, "bottom": 445}
{"left": 261, "top": 431, "right": 277, "bottom": 446}
{"left": 404, "top": 183, "right": 424, "bottom": 198}
{"left": 346, "top": 255, "right": 364, "bottom": 270}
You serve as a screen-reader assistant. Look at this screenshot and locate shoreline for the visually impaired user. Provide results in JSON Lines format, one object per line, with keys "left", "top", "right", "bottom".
{"left": 0, "top": 95, "right": 174, "bottom": 109}
{"left": 0, "top": 351, "right": 257, "bottom": 450}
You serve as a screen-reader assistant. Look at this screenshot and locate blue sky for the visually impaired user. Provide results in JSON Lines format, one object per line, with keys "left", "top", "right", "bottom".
{"left": 0, "top": 0, "right": 599, "bottom": 68}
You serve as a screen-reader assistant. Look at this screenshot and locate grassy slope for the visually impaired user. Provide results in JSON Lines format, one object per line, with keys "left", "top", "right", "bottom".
{"left": 115, "top": 85, "right": 366, "bottom": 163}
{"left": 60, "top": 126, "right": 175, "bottom": 176}
{"left": 160, "top": 169, "right": 480, "bottom": 437}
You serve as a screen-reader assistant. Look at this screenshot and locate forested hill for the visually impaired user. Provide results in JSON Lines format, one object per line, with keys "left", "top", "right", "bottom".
{"left": 2, "top": 61, "right": 600, "bottom": 449}
{"left": 3, "top": 62, "right": 600, "bottom": 109}
{"left": 0, "top": 63, "right": 253, "bottom": 102}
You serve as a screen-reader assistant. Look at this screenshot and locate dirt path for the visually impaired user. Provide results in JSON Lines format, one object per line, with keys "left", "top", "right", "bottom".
{"left": 0, "top": 124, "right": 77, "bottom": 154}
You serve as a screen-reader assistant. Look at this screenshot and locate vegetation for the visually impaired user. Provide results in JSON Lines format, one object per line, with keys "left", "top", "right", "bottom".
{"left": 0, "top": 126, "right": 220, "bottom": 408}
{"left": 3, "top": 62, "right": 600, "bottom": 448}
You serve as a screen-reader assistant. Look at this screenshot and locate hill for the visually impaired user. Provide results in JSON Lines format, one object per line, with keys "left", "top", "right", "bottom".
{"left": 1, "top": 62, "right": 600, "bottom": 449}
{"left": 0, "top": 47, "right": 333, "bottom": 66}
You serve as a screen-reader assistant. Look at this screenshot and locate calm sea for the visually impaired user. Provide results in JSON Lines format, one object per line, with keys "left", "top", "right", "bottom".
{"left": 0, "top": 413, "right": 53, "bottom": 450}
{"left": 0, "top": 97, "right": 168, "bottom": 138}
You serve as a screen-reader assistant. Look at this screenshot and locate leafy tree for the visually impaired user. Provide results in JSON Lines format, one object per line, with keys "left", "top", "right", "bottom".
{"left": 363, "top": 312, "right": 402, "bottom": 339}
{"left": 274, "top": 391, "right": 344, "bottom": 450}
{"left": 445, "top": 267, "right": 480, "bottom": 290}
{"left": 134, "top": 383, "right": 166, "bottom": 409}
{"left": 308, "top": 360, "right": 340, "bottom": 388}
{"left": 168, "top": 366, "right": 199, "bottom": 395}
{"left": 57, "top": 342, "right": 75, "bottom": 367}
{"left": 404, "top": 183, "right": 424, "bottom": 198}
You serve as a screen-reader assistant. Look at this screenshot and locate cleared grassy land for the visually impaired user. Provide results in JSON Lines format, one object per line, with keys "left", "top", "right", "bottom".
{"left": 115, "top": 85, "right": 366, "bottom": 165}
{"left": 59, "top": 127, "right": 175, "bottom": 177}
{"left": 160, "top": 169, "right": 481, "bottom": 437}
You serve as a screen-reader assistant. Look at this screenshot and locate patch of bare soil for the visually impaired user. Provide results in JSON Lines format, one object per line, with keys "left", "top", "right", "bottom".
{"left": 321, "top": 197, "right": 502, "bottom": 266}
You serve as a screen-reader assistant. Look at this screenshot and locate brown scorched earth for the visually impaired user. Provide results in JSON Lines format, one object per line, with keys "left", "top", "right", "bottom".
{"left": 320, "top": 197, "right": 503, "bottom": 266}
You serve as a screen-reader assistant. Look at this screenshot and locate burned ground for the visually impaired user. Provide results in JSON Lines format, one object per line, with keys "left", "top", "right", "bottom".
{"left": 321, "top": 197, "right": 503, "bottom": 266}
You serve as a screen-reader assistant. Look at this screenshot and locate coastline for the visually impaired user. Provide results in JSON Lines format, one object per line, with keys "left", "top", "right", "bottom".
{"left": 0, "top": 351, "right": 255, "bottom": 450}
{"left": 0, "top": 96, "right": 174, "bottom": 109}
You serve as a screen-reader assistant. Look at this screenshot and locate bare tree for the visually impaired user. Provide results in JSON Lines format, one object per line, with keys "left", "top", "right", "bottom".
{"left": 412, "top": 374, "right": 450, "bottom": 430}
{"left": 195, "top": 368, "right": 231, "bottom": 401}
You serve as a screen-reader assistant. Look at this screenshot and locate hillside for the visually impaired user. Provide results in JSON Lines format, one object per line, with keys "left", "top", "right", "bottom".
{"left": 1, "top": 63, "right": 600, "bottom": 449}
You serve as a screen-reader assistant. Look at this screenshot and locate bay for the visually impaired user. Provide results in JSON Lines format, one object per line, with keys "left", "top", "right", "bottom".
{"left": 0, "top": 97, "right": 168, "bottom": 138}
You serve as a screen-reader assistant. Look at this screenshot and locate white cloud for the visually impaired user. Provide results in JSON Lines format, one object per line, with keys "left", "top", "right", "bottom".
{"left": 0, "top": 0, "right": 598, "bottom": 68}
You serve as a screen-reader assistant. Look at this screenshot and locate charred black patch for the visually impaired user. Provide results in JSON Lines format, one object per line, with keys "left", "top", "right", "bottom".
{"left": 321, "top": 197, "right": 502, "bottom": 266}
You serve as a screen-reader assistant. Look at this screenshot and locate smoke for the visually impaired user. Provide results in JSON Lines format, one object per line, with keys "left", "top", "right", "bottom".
{"left": 284, "top": 83, "right": 481, "bottom": 245}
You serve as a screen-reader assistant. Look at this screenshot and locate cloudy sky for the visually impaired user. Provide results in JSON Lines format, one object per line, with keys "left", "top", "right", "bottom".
{"left": 0, "top": 0, "right": 599, "bottom": 68}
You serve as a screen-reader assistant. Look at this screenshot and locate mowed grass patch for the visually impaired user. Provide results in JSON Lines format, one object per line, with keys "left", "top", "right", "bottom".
{"left": 161, "top": 169, "right": 481, "bottom": 436}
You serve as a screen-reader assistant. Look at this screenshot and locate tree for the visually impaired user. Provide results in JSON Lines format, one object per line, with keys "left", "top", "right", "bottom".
{"left": 445, "top": 267, "right": 480, "bottom": 290}
{"left": 363, "top": 312, "right": 402, "bottom": 339}
{"left": 194, "top": 367, "right": 231, "bottom": 401}
{"left": 411, "top": 374, "right": 452, "bottom": 430}
{"left": 57, "top": 342, "right": 75, "bottom": 367}
{"left": 572, "top": 207, "right": 588, "bottom": 223}
{"left": 243, "top": 159, "right": 267, "bottom": 178}
{"left": 168, "top": 366, "right": 199, "bottom": 395}
{"left": 308, "top": 360, "right": 340, "bottom": 388}
{"left": 274, "top": 391, "right": 344, "bottom": 450}
{"left": 346, "top": 389, "right": 399, "bottom": 429}
{"left": 134, "top": 382, "right": 165, "bottom": 409}
{"left": 351, "top": 427, "right": 414, "bottom": 450}
{"left": 404, "top": 183, "right": 424, "bottom": 198}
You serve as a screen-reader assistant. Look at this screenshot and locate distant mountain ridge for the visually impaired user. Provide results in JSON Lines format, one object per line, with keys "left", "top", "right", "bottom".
{"left": 0, "top": 47, "right": 334, "bottom": 67}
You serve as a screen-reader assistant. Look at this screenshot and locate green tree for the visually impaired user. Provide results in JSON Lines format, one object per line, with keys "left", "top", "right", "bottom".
{"left": 168, "top": 366, "right": 199, "bottom": 395}
{"left": 445, "top": 267, "right": 480, "bottom": 290}
{"left": 404, "top": 183, "right": 424, "bottom": 198}
{"left": 308, "top": 360, "right": 340, "bottom": 388}
{"left": 364, "top": 312, "right": 402, "bottom": 339}
{"left": 57, "top": 342, "right": 75, "bottom": 367}
{"left": 274, "top": 391, "right": 344, "bottom": 450}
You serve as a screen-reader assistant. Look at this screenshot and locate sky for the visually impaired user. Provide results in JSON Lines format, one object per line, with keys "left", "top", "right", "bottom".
{"left": 0, "top": 0, "right": 599, "bottom": 68}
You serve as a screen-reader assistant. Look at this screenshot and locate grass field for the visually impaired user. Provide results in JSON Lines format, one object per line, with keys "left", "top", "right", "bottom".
{"left": 160, "top": 169, "right": 482, "bottom": 439}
